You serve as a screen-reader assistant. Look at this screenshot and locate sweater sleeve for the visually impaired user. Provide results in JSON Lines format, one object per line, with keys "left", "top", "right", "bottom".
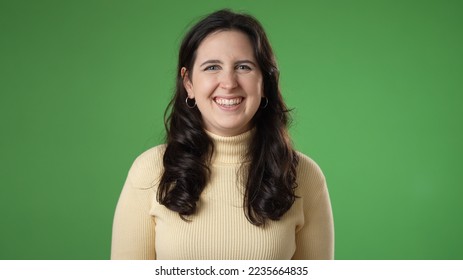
{"left": 292, "top": 153, "right": 334, "bottom": 260}
{"left": 111, "top": 148, "right": 162, "bottom": 260}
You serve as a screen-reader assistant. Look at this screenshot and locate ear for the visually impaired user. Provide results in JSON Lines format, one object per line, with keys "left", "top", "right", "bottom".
{"left": 181, "top": 67, "right": 194, "bottom": 98}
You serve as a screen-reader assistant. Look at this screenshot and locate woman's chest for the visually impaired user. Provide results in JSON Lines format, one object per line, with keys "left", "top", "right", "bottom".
{"left": 152, "top": 166, "right": 302, "bottom": 259}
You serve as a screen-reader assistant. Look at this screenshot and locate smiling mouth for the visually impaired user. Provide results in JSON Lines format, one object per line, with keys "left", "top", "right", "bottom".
{"left": 214, "top": 97, "right": 243, "bottom": 107}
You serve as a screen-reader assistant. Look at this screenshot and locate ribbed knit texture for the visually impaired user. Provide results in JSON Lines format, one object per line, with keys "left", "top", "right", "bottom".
{"left": 111, "top": 130, "right": 334, "bottom": 259}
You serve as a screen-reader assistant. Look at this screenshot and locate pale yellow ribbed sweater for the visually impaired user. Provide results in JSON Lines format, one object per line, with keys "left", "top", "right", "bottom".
{"left": 111, "top": 130, "right": 334, "bottom": 259}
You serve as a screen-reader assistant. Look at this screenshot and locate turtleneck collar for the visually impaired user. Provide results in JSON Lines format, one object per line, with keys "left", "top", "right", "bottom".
{"left": 205, "top": 129, "right": 253, "bottom": 164}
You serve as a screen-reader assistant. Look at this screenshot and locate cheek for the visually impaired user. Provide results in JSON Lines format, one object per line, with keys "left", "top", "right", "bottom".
{"left": 249, "top": 73, "right": 263, "bottom": 89}
{"left": 192, "top": 76, "right": 218, "bottom": 97}
{"left": 245, "top": 78, "right": 263, "bottom": 97}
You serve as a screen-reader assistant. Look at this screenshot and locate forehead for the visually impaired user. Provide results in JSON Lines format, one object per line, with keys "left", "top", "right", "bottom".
{"left": 195, "top": 30, "right": 255, "bottom": 61}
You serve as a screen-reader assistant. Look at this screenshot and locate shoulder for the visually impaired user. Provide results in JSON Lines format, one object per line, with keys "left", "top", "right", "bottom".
{"left": 294, "top": 151, "right": 327, "bottom": 199}
{"left": 295, "top": 151, "right": 326, "bottom": 181}
{"left": 132, "top": 144, "right": 166, "bottom": 167}
{"left": 125, "top": 144, "right": 166, "bottom": 190}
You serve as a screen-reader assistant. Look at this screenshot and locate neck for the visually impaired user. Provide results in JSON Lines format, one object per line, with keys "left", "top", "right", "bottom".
{"left": 205, "top": 129, "right": 253, "bottom": 164}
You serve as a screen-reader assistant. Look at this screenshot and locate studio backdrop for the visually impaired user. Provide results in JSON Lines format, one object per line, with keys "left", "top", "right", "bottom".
{"left": 1, "top": 0, "right": 462, "bottom": 259}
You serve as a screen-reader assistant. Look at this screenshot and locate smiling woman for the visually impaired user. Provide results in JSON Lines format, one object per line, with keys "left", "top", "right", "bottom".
{"left": 110, "top": 9, "right": 334, "bottom": 260}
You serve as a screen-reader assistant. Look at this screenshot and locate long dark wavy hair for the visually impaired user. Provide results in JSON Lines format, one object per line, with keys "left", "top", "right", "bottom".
{"left": 158, "top": 9, "right": 299, "bottom": 226}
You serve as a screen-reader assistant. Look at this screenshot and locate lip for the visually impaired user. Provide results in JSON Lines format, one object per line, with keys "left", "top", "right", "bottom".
{"left": 213, "top": 96, "right": 244, "bottom": 111}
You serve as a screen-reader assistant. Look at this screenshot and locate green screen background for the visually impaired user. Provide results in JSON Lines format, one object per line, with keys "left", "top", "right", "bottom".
{"left": 1, "top": 0, "right": 462, "bottom": 259}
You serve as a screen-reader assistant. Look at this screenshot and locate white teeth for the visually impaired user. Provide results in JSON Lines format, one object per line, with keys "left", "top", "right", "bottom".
{"left": 214, "top": 97, "right": 242, "bottom": 106}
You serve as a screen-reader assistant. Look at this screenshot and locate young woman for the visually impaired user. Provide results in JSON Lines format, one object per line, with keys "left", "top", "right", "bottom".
{"left": 111, "top": 9, "right": 334, "bottom": 260}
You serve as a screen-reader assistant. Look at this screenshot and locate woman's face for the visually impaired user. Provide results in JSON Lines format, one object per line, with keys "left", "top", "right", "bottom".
{"left": 183, "top": 30, "right": 263, "bottom": 137}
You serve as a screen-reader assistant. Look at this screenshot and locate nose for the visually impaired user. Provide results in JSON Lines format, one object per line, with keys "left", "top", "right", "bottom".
{"left": 219, "top": 70, "right": 238, "bottom": 89}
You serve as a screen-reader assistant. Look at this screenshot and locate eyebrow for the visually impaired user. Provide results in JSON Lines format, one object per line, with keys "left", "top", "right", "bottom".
{"left": 199, "top": 60, "right": 222, "bottom": 67}
{"left": 199, "top": 59, "right": 257, "bottom": 67}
